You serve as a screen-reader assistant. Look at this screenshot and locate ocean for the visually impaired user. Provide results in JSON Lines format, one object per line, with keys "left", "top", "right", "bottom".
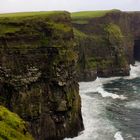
{"left": 65, "top": 62, "right": 140, "bottom": 140}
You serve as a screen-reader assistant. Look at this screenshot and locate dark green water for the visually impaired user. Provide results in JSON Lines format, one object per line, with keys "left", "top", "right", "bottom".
{"left": 105, "top": 77, "right": 140, "bottom": 140}
{"left": 65, "top": 62, "right": 140, "bottom": 140}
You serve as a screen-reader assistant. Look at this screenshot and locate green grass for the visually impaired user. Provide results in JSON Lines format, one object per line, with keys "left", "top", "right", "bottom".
{"left": 71, "top": 9, "right": 120, "bottom": 24}
{"left": 71, "top": 9, "right": 120, "bottom": 19}
{"left": 0, "top": 11, "right": 66, "bottom": 18}
{"left": 0, "top": 24, "right": 20, "bottom": 35}
{"left": 0, "top": 106, "right": 33, "bottom": 140}
{"left": 73, "top": 28, "right": 87, "bottom": 38}
{"left": 0, "top": 10, "right": 71, "bottom": 48}
{"left": 105, "top": 23, "right": 124, "bottom": 45}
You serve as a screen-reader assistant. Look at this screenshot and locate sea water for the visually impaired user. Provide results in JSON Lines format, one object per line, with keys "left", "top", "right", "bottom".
{"left": 65, "top": 62, "right": 140, "bottom": 140}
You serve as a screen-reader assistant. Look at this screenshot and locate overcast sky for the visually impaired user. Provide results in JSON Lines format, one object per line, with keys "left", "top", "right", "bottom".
{"left": 0, "top": 0, "right": 140, "bottom": 13}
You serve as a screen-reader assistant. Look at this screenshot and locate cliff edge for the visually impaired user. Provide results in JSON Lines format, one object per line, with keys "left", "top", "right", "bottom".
{"left": 72, "top": 10, "right": 140, "bottom": 81}
{"left": 0, "top": 11, "right": 84, "bottom": 140}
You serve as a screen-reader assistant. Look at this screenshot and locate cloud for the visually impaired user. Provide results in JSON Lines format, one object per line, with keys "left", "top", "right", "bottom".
{"left": 0, "top": 0, "right": 139, "bottom": 13}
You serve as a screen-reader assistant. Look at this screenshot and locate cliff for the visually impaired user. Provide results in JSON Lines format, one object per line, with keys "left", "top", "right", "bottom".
{"left": 0, "top": 9, "right": 140, "bottom": 139}
{"left": 72, "top": 10, "right": 140, "bottom": 81}
{"left": 0, "top": 11, "right": 83, "bottom": 140}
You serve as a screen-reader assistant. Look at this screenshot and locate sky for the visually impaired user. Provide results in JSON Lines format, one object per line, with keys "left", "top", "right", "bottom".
{"left": 0, "top": 0, "right": 140, "bottom": 13}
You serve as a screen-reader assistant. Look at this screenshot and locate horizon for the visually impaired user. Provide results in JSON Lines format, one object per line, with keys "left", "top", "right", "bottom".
{"left": 0, "top": 0, "right": 140, "bottom": 14}
{"left": 0, "top": 9, "right": 140, "bottom": 15}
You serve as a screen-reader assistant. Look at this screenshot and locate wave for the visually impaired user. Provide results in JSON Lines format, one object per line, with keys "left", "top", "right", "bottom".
{"left": 65, "top": 76, "right": 126, "bottom": 140}
{"left": 64, "top": 63, "right": 140, "bottom": 140}
{"left": 79, "top": 77, "right": 127, "bottom": 100}
{"left": 64, "top": 90, "right": 118, "bottom": 140}
{"left": 114, "top": 131, "right": 124, "bottom": 140}
{"left": 125, "top": 100, "right": 140, "bottom": 109}
{"left": 96, "top": 86, "right": 127, "bottom": 100}
{"left": 125, "top": 61, "right": 140, "bottom": 79}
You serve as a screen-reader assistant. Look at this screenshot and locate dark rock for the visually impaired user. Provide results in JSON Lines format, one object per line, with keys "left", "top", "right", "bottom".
{"left": 0, "top": 12, "right": 84, "bottom": 140}
{"left": 73, "top": 11, "right": 140, "bottom": 81}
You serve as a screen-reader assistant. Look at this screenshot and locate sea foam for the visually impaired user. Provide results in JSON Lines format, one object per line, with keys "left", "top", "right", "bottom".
{"left": 114, "top": 131, "right": 124, "bottom": 140}
{"left": 125, "top": 61, "right": 140, "bottom": 79}
{"left": 80, "top": 77, "right": 127, "bottom": 100}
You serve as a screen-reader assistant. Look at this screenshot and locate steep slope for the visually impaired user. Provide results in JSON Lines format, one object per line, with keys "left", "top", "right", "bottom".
{"left": 0, "top": 105, "right": 33, "bottom": 140}
{"left": 72, "top": 10, "right": 140, "bottom": 81}
{"left": 0, "top": 11, "right": 83, "bottom": 140}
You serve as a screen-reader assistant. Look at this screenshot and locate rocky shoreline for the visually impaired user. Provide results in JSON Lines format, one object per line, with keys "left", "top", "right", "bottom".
{"left": 0, "top": 10, "right": 140, "bottom": 139}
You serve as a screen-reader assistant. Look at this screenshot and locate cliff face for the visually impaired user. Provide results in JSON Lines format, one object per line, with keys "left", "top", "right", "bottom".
{"left": 0, "top": 12, "right": 83, "bottom": 140}
{"left": 0, "top": 10, "right": 140, "bottom": 139}
{"left": 72, "top": 10, "right": 140, "bottom": 81}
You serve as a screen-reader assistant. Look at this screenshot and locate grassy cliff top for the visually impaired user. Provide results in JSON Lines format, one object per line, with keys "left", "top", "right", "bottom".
{"left": 71, "top": 9, "right": 120, "bottom": 19}
{"left": 0, "top": 10, "right": 72, "bottom": 40}
{"left": 0, "top": 11, "right": 68, "bottom": 19}
{"left": 71, "top": 9, "right": 120, "bottom": 24}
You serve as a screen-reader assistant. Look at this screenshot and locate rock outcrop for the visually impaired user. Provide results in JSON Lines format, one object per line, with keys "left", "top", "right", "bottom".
{"left": 72, "top": 10, "right": 140, "bottom": 81}
{"left": 0, "top": 12, "right": 83, "bottom": 140}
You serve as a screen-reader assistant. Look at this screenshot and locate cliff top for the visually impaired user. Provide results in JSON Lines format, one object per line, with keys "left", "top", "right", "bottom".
{"left": 71, "top": 9, "right": 120, "bottom": 24}
{"left": 0, "top": 11, "right": 68, "bottom": 19}
{"left": 0, "top": 11, "right": 72, "bottom": 41}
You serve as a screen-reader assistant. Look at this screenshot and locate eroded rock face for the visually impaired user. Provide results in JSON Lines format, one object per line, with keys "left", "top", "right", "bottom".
{"left": 73, "top": 11, "right": 140, "bottom": 81}
{"left": 0, "top": 12, "right": 83, "bottom": 140}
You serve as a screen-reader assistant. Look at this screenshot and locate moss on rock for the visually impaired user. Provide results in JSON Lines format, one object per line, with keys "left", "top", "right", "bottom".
{"left": 0, "top": 106, "right": 33, "bottom": 140}
{"left": 72, "top": 12, "right": 130, "bottom": 80}
{"left": 104, "top": 23, "right": 124, "bottom": 45}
